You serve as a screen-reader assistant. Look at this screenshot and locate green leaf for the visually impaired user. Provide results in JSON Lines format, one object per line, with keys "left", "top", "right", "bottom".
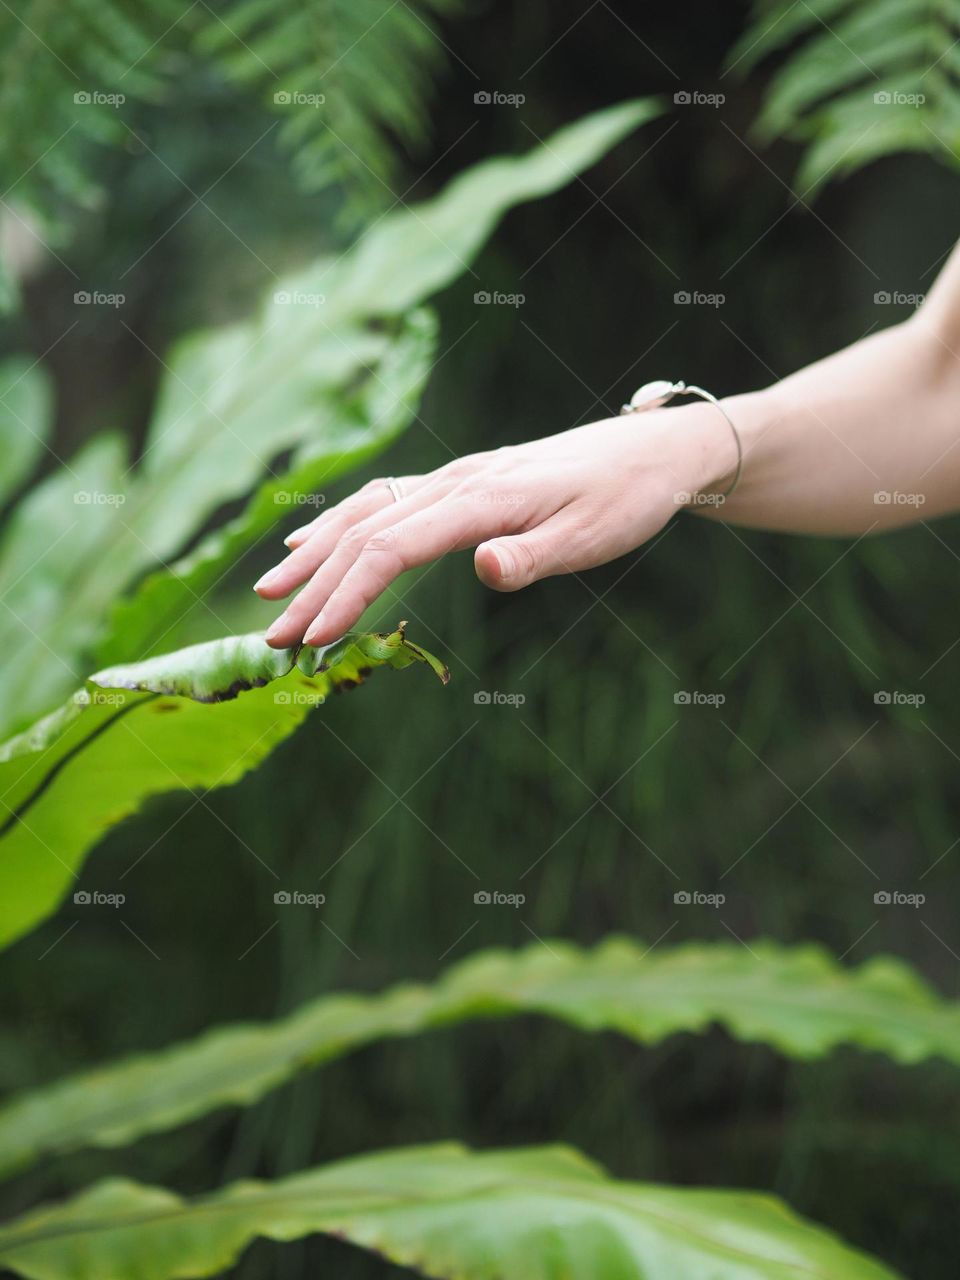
{"left": 197, "top": 0, "right": 459, "bottom": 208}
{"left": 736, "top": 0, "right": 960, "bottom": 189}
{"left": 0, "top": 625, "right": 447, "bottom": 952}
{"left": 93, "top": 307, "right": 439, "bottom": 667}
{"left": 0, "top": 359, "right": 52, "bottom": 506}
{"left": 727, "top": 0, "right": 852, "bottom": 74}
{"left": 325, "top": 98, "right": 662, "bottom": 318}
{"left": 2, "top": 936, "right": 957, "bottom": 1178}
{"left": 0, "top": 1142, "right": 900, "bottom": 1280}
{"left": 0, "top": 99, "right": 658, "bottom": 739}
{"left": 0, "top": 1, "right": 183, "bottom": 224}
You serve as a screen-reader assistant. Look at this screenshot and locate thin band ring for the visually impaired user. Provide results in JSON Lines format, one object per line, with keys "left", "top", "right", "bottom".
{"left": 385, "top": 477, "right": 404, "bottom": 503}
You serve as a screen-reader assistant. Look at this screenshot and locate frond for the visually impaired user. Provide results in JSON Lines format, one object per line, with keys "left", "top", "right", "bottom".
{"left": 735, "top": 0, "right": 960, "bottom": 191}
{"left": 0, "top": 0, "right": 182, "bottom": 215}
{"left": 196, "top": 0, "right": 458, "bottom": 210}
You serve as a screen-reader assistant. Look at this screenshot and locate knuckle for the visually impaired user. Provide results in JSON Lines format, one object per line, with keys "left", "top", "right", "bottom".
{"left": 440, "top": 451, "right": 498, "bottom": 483}
{"left": 362, "top": 525, "right": 401, "bottom": 556}
{"left": 439, "top": 457, "right": 474, "bottom": 482}
{"left": 339, "top": 525, "right": 370, "bottom": 555}
{"left": 515, "top": 539, "right": 543, "bottom": 579}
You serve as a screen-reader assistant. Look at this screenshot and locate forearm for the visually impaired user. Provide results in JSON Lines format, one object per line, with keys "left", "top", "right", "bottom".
{"left": 256, "top": 245, "right": 960, "bottom": 646}
{"left": 698, "top": 283, "right": 960, "bottom": 535}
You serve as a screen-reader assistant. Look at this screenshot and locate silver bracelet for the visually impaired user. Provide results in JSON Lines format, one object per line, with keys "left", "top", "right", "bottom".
{"left": 620, "top": 379, "right": 743, "bottom": 499}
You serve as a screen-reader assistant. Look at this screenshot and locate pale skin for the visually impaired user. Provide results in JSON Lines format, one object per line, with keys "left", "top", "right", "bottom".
{"left": 256, "top": 242, "right": 960, "bottom": 649}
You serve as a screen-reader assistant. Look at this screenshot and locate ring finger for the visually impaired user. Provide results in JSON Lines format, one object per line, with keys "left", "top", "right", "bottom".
{"left": 255, "top": 475, "right": 429, "bottom": 599}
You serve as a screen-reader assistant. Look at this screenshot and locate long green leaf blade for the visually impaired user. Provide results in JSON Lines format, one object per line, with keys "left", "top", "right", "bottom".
{"left": 0, "top": 1143, "right": 899, "bottom": 1280}
{"left": 0, "top": 359, "right": 52, "bottom": 507}
{"left": 0, "top": 625, "right": 447, "bottom": 952}
{"left": 1, "top": 936, "right": 957, "bottom": 1178}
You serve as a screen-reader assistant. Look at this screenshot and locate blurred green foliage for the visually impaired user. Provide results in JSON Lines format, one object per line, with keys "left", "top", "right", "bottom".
{"left": 2, "top": 3, "right": 959, "bottom": 1278}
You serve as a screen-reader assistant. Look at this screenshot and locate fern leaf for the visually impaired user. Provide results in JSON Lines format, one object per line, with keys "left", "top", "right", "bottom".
{"left": 0, "top": 0, "right": 181, "bottom": 217}
{"left": 737, "top": 0, "right": 960, "bottom": 190}
{"left": 196, "top": 0, "right": 459, "bottom": 208}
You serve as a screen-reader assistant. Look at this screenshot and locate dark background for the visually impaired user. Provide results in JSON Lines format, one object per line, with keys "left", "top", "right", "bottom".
{"left": 2, "top": 2, "right": 958, "bottom": 1275}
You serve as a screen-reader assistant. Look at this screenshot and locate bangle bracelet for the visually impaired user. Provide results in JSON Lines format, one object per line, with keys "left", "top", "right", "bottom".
{"left": 620, "top": 379, "right": 743, "bottom": 499}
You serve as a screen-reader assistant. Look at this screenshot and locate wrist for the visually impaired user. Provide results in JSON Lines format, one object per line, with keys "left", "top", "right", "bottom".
{"left": 674, "top": 398, "right": 743, "bottom": 502}
{"left": 692, "top": 387, "right": 781, "bottom": 506}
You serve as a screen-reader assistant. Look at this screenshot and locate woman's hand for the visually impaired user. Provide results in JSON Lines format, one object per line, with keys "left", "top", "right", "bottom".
{"left": 255, "top": 405, "right": 737, "bottom": 649}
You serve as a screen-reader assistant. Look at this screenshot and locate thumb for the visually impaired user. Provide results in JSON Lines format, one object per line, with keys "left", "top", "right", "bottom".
{"left": 475, "top": 521, "right": 568, "bottom": 592}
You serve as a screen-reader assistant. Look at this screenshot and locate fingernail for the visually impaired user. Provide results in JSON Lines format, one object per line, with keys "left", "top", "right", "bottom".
{"left": 254, "top": 568, "right": 281, "bottom": 591}
{"left": 303, "top": 613, "right": 326, "bottom": 646}
{"left": 265, "top": 614, "right": 289, "bottom": 641}
{"left": 283, "top": 535, "right": 296, "bottom": 548}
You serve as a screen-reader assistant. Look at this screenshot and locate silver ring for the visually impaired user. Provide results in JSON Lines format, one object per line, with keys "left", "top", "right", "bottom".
{"left": 385, "top": 477, "right": 404, "bottom": 503}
